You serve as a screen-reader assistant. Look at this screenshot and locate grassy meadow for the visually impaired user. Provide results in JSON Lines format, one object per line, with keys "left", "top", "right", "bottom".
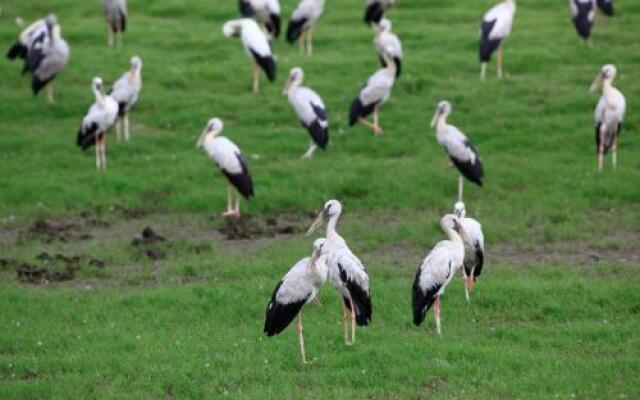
{"left": 0, "top": 0, "right": 639, "bottom": 398}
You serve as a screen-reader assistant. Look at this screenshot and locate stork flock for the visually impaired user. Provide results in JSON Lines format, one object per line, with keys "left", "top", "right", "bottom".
{"left": 4, "top": 0, "right": 629, "bottom": 363}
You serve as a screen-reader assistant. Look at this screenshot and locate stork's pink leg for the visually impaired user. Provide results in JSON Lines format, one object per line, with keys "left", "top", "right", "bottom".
{"left": 342, "top": 299, "right": 350, "bottom": 345}
{"left": 434, "top": 296, "right": 442, "bottom": 335}
{"left": 349, "top": 297, "right": 356, "bottom": 345}
{"left": 297, "top": 313, "right": 307, "bottom": 364}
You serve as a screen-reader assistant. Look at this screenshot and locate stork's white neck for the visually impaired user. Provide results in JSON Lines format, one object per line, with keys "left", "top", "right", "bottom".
{"left": 602, "top": 79, "right": 616, "bottom": 98}
{"left": 435, "top": 115, "right": 449, "bottom": 132}
{"left": 94, "top": 88, "right": 106, "bottom": 107}
{"left": 444, "top": 228, "right": 463, "bottom": 245}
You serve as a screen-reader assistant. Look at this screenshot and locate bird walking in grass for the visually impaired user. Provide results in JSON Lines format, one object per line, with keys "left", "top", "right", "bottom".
{"left": 430, "top": 101, "right": 484, "bottom": 202}
{"left": 374, "top": 18, "right": 402, "bottom": 78}
{"left": 76, "top": 77, "right": 119, "bottom": 171}
{"left": 348, "top": 46, "right": 397, "bottom": 135}
{"left": 282, "top": 67, "right": 329, "bottom": 159}
{"left": 308, "top": 200, "right": 372, "bottom": 345}
{"left": 8, "top": 14, "right": 69, "bottom": 104}
{"left": 223, "top": 18, "right": 276, "bottom": 94}
{"left": 453, "top": 202, "right": 485, "bottom": 302}
{"left": 590, "top": 64, "right": 626, "bottom": 171}
{"left": 596, "top": 0, "right": 614, "bottom": 16}
{"left": 570, "top": 0, "right": 596, "bottom": 43}
{"left": 196, "top": 118, "right": 254, "bottom": 217}
{"left": 412, "top": 214, "right": 468, "bottom": 335}
{"left": 238, "top": 0, "right": 281, "bottom": 39}
{"left": 264, "top": 238, "right": 330, "bottom": 364}
{"left": 109, "top": 56, "right": 142, "bottom": 142}
{"left": 364, "top": 0, "right": 394, "bottom": 26}
{"left": 286, "top": 0, "right": 325, "bottom": 56}
{"left": 103, "top": 0, "right": 127, "bottom": 48}
{"left": 479, "top": 0, "right": 516, "bottom": 79}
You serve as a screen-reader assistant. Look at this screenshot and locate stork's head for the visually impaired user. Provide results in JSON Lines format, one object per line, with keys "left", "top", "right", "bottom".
{"left": 92, "top": 77, "right": 105, "bottom": 94}
{"left": 282, "top": 67, "right": 304, "bottom": 95}
{"left": 197, "top": 117, "right": 224, "bottom": 148}
{"left": 590, "top": 64, "right": 617, "bottom": 92}
{"left": 453, "top": 202, "right": 466, "bottom": 218}
{"left": 222, "top": 20, "right": 243, "bottom": 38}
{"left": 308, "top": 238, "right": 329, "bottom": 270}
{"left": 130, "top": 56, "right": 143, "bottom": 71}
{"left": 45, "top": 14, "right": 58, "bottom": 29}
{"left": 441, "top": 213, "right": 465, "bottom": 236}
{"left": 430, "top": 100, "right": 452, "bottom": 127}
{"left": 376, "top": 18, "right": 392, "bottom": 33}
{"left": 307, "top": 199, "right": 342, "bottom": 235}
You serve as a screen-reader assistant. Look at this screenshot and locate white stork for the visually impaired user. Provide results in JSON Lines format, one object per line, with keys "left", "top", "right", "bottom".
{"left": 479, "top": 0, "right": 516, "bottom": 79}
{"left": 412, "top": 214, "right": 468, "bottom": 335}
{"left": 570, "top": 0, "right": 596, "bottom": 42}
{"left": 374, "top": 18, "right": 403, "bottom": 78}
{"left": 590, "top": 64, "right": 626, "bottom": 171}
{"left": 286, "top": 0, "right": 325, "bottom": 56}
{"left": 348, "top": 47, "right": 396, "bottom": 135}
{"left": 430, "top": 101, "right": 484, "bottom": 202}
{"left": 596, "top": 0, "right": 614, "bottom": 16}
{"left": 103, "top": 0, "right": 127, "bottom": 47}
{"left": 282, "top": 67, "right": 329, "bottom": 159}
{"left": 364, "top": 0, "right": 394, "bottom": 26}
{"left": 196, "top": 118, "right": 254, "bottom": 216}
{"left": 453, "top": 202, "right": 485, "bottom": 302}
{"left": 264, "top": 238, "right": 329, "bottom": 364}
{"left": 109, "top": 55, "right": 143, "bottom": 142}
{"left": 76, "top": 77, "right": 119, "bottom": 171}
{"left": 10, "top": 14, "right": 69, "bottom": 104}
{"left": 223, "top": 18, "right": 276, "bottom": 94}
{"left": 308, "top": 200, "right": 372, "bottom": 345}
{"left": 239, "top": 0, "right": 281, "bottom": 39}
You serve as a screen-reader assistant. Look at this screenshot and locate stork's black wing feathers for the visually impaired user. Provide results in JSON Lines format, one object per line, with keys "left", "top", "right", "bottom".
{"left": 348, "top": 97, "right": 377, "bottom": 126}
{"left": 7, "top": 42, "right": 27, "bottom": 60}
{"left": 364, "top": 2, "right": 384, "bottom": 25}
{"left": 77, "top": 122, "right": 99, "bottom": 151}
{"left": 451, "top": 140, "right": 484, "bottom": 186}
{"left": 597, "top": 0, "right": 614, "bottom": 16}
{"left": 263, "top": 281, "right": 307, "bottom": 336}
{"left": 249, "top": 49, "right": 276, "bottom": 81}
{"left": 572, "top": 0, "right": 594, "bottom": 40}
{"left": 267, "top": 13, "right": 281, "bottom": 38}
{"left": 338, "top": 264, "right": 372, "bottom": 326}
{"left": 286, "top": 17, "right": 306, "bottom": 43}
{"left": 25, "top": 32, "right": 47, "bottom": 74}
{"left": 412, "top": 264, "right": 443, "bottom": 327}
{"left": 222, "top": 153, "right": 254, "bottom": 199}
{"left": 479, "top": 19, "right": 502, "bottom": 62}
{"left": 306, "top": 121, "right": 329, "bottom": 149}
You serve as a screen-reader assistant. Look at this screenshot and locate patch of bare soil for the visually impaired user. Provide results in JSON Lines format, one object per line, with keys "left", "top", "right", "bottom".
{"left": 11, "top": 251, "right": 107, "bottom": 285}
{"left": 131, "top": 227, "right": 169, "bottom": 260}
{"left": 218, "top": 214, "right": 304, "bottom": 240}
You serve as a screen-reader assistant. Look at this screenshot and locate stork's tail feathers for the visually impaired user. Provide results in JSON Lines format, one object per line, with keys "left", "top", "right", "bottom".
{"left": 349, "top": 98, "right": 376, "bottom": 126}
{"left": 364, "top": 3, "right": 384, "bottom": 25}
{"left": 479, "top": 20, "right": 501, "bottom": 62}
{"left": 7, "top": 42, "right": 27, "bottom": 60}
{"left": 286, "top": 18, "right": 306, "bottom": 43}
{"left": 77, "top": 122, "right": 99, "bottom": 151}
{"left": 31, "top": 75, "right": 55, "bottom": 96}
{"left": 267, "top": 14, "right": 281, "bottom": 38}
{"left": 597, "top": 0, "right": 614, "bottom": 16}
{"left": 394, "top": 57, "right": 402, "bottom": 78}
{"left": 250, "top": 50, "right": 276, "bottom": 81}
{"left": 263, "top": 281, "right": 305, "bottom": 336}
{"left": 307, "top": 121, "right": 329, "bottom": 150}
{"left": 412, "top": 271, "right": 442, "bottom": 327}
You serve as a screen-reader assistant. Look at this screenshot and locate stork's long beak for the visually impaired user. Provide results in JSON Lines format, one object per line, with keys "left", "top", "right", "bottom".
{"left": 590, "top": 74, "right": 603, "bottom": 93}
{"left": 196, "top": 129, "right": 208, "bottom": 148}
{"left": 308, "top": 249, "right": 321, "bottom": 271}
{"left": 430, "top": 108, "right": 441, "bottom": 128}
{"left": 306, "top": 209, "right": 327, "bottom": 236}
{"left": 282, "top": 79, "right": 291, "bottom": 96}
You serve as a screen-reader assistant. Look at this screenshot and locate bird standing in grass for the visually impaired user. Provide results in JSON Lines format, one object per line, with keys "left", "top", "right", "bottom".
{"left": 479, "top": 0, "right": 516, "bottom": 79}
{"left": 308, "top": 200, "right": 372, "bottom": 345}
{"left": 374, "top": 18, "right": 402, "bottom": 78}
{"left": 570, "top": 0, "right": 596, "bottom": 43}
{"left": 238, "top": 0, "right": 281, "bottom": 39}
{"left": 76, "top": 77, "right": 119, "bottom": 171}
{"left": 590, "top": 64, "right": 626, "bottom": 171}
{"left": 412, "top": 214, "right": 468, "bottom": 335}
{"left": 348, "top": 46, "right": 397, "bottom": 135}
{"left": 286, "top": 0, "right": 325, "bottom": 56}
{"left": 364, "top": 0, "right": 394, "bottom": 26}
{"left": 223, "top": 19, "right": 276, "bottom": 94}
{"left": 430, "top": 101, "right": 484, "bottom": 202}
{"left": 282, "top": 67, "right": 329, "bottom": 159}
{"left": 12, "top": 14, "right": 69, "bottom": 104}
{"left": 264, "top": 238, "right": 329, "bottom": 364}
{"left": 196, "top": 118, "right": 254, "bottom": 217}
{"left": 103, "top": 0, "right": 127, "bottom": 48}
{"left": 453, "top": 202, "right": 485, "bottom": 302}
{"left": 109, "top": 56, "right": 142, "bottom": 142}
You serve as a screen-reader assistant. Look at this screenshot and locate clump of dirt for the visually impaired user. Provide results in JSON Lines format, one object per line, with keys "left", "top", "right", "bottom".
{"left": 0, "top": 258, "right": 19, "bottom": 269}
{"left": 132, "top": 227, "right": 168, "bottom": 260}
{"left": 219, "top": 214, "right": 302, "bottom": 240}
{"left": 13, "top": 252, "right": 105, "bottom": 284}
{"left": 26, "top": 218, "right": 92, "bottom": 243}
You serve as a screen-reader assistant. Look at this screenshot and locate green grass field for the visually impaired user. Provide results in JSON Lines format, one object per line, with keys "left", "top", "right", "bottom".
{"left": 1, "top": 0, "right": 639, "bottom": 398}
